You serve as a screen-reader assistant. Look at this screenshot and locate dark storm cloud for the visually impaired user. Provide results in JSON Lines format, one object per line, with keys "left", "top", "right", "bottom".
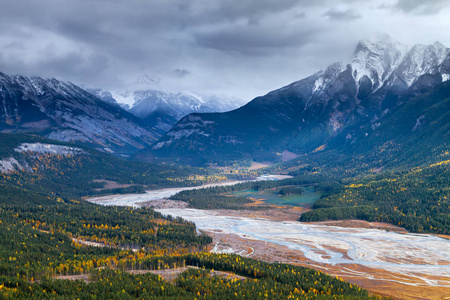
{"left": 0, "top": 0, "right": 448, "bottom": 100}
{"left": 0, "top": 0, "right": 327, "bottom": 87}
{"left": 194, "top": 24, "right": 317, "bottom": 56}
{"left": 0, "top": 47, "right": 111, "bottom": 82}
{"left": 323, "top": 9, "right": 361, "bottom": 21}
{"left": 393, "top": 0, "right": 450, "bottom": 15}
{"left": 0, "top": 1, "right": 311, "bottom": 65}
{"left": 42, "top": 52, "right": 110, "bottom": 81}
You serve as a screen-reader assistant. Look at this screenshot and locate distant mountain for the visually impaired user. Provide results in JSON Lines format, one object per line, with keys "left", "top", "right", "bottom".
{"left": 0, "top": 73, "right": 159, "bottom": 156}
{"left": 90, "top": 89, "right": 246, "bottom": 132}
{"left": 147, "top": 34, "right": 450, "bottom": 165}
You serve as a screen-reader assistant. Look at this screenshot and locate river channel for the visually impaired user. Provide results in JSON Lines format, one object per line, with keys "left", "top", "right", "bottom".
{"left": 87, "top": 177, "right": 450, "bottom": 288}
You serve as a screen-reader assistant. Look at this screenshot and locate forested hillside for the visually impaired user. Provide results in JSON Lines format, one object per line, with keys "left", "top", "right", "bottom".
{"left": 0, "top": 133, "right": 208, "bottom": 200}
{"left": 300, "top": 161, "right": 450, "bottom": 234}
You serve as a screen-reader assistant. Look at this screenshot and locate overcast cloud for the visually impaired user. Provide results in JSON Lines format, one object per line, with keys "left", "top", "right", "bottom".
{"left": 0, "top": 0, "right": 449, "bottom": 101}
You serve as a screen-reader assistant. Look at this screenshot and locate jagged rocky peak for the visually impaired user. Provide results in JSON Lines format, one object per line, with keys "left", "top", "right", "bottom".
{"left": 84, "top": 88, "right": 118, "bottom": 105}
{"left": 351, "top": 34, "right": 409, "bottom": 89}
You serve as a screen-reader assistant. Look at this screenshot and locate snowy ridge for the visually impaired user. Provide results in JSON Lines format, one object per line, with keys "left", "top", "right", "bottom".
{"left": 91, "top": 88, "right": 246, "bottom": 132}
{"left": 396, "top": 42, "right": 450, "bottom": 86}
{"left": 311, "top": 35, "right": 450, "bottom": 99}
{"left": 98, "top": 89, "right": 245, "bottom": 115}
{"left": 121, "top": 90, "right": 243, "bottom": 115}
{"left": 110, "top": 90, "right": 136, "bottom": 107}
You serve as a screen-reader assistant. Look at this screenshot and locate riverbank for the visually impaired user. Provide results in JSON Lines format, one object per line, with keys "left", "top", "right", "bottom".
{"left": 86, "top": 174, "right": 293, "bottom": 207}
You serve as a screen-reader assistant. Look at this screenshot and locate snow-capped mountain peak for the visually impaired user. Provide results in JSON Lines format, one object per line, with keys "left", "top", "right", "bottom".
{"left": 346, "top": 34, "right": 450, "bottom": 92}
{"left": 351, "top": 34, "right": 409, "bottom": 90}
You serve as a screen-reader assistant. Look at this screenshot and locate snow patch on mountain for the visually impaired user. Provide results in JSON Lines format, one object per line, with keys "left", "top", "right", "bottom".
{"left": 109, "top": 90, "right": 136, "bottom": 107}
{"left": 15, "top": 143, "right": 85, "bottom": 155}
{"left": 313, "top": 77, "right": 324, "bottom": 93}
{"left": 443, "top": 74, "right": 450, "bottom": 82}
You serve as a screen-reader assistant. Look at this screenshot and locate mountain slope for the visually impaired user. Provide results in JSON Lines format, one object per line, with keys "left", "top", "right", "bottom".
{"left": 275, "top": 79, "right": 450, "bottom": 176}
{"left": 344, "top": 79, "right": 450, "bottom": 166}
{"left": 0, "top": 73, "right": 159, "bottom": 156}
{"left": 148, "top": 35, "right": 450, "bottom": 164}
{"left": 296, "top": 81, "right": 450, "bottom": 233}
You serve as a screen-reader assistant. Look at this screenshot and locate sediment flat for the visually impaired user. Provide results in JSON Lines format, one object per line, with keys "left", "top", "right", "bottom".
{"left": 156, "top": 208, "right": 450, "bottom": 300}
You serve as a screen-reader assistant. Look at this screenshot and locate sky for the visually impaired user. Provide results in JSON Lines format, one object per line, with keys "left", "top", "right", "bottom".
{"left": 0, "top": 0, "right": 450, "bottom": 101}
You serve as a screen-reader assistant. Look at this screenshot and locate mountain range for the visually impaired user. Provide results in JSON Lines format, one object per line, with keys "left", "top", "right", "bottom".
{"left": 88, "top": 88, "right": 245, "bottom": 132}
{"left": 148, "top": 34, "right": 450, "bottom": 165}
{"left": 0, "top": 73, "right": 245, "bottom": 157}
{"left": 0, "top": 73, "right": 158, "bottom": 156}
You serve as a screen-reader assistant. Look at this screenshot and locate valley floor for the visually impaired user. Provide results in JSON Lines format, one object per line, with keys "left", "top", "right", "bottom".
{"left": 87, "top": 187, "right": 450, "bottom": 300}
